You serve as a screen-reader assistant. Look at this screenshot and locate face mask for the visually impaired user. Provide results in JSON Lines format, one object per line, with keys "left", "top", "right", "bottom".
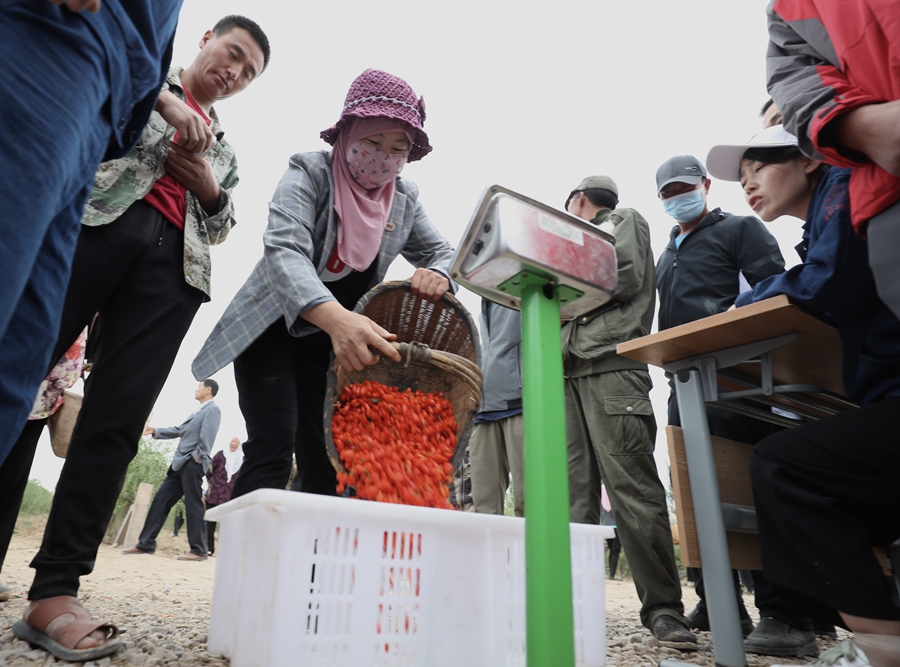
{"left": 662, "top": 188, "right": 705, "bottom": 223}
{"left": 346, "top": 140, "right": 408, "bottom": 190}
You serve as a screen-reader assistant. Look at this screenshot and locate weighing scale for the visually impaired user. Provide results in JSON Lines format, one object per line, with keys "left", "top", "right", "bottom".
{"left": 451, "top": 185, "right": 619, "bottom": 666}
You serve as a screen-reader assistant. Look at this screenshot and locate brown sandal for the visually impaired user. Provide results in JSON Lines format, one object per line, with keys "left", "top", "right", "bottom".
{"left": 12, "top": 595, "right": 122, "bottom": 661}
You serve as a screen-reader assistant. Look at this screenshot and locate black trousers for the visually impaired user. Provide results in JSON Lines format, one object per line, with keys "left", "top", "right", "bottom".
{"left": 232, "top": 323, "right": 337, "bottom": 498}
{"left": 606, "top": 529, "right": 621, "bottom": 579}
{"left": 751, "top": 397, "right": 900, "bottom": 621}
{"left": 0, "top": 418, "right": 46, "bottom": 574}
{"left": 3, "top": 201, "right": 205, "bottom": 599}
{"left": 205, "top": 502, "right": 219, "bottom": 554}
{"left": 137, "top": 461, "right": 207, "bottom": 556}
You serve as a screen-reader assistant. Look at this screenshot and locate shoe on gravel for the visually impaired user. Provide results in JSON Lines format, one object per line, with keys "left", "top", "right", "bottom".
{"left": 687, "top": 603, "right": 754, "bottom": 636}
{"left": 744, "top": 616, "right": 819, "bottom": 657}
{"left": 651, "top": 615, "right": 698, "bottom": 650}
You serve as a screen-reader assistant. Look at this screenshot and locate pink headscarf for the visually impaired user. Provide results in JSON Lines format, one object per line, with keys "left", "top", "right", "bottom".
{"left": 331, "top": 117, "right": 412, "bottom": 271}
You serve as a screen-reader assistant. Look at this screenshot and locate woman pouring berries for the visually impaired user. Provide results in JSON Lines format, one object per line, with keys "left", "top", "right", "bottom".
{"left": 192, "top": 69, "right": 454, "bottom": 498}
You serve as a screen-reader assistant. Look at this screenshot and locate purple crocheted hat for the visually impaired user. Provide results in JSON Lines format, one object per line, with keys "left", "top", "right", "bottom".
{"left": 320, "top": 69, "right": 432, "bottom": 162}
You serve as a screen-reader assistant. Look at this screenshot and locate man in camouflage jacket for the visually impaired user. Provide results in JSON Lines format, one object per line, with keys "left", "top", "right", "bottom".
{"left": 0, "top": 17, "right": 270, "bottom": 651}
{"left": 563, "top": 176, "right": 696, "bottom": 650}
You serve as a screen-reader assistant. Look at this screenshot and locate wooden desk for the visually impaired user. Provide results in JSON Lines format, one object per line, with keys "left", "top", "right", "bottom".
{"left": 617, "top": 295, "right": 853, "bottom": 667}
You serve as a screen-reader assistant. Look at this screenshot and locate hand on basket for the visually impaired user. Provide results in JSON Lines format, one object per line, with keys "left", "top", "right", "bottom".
{"left": 302, "top": 302, "right": 400, "bottom": 371}
{"left": 409, "top": 268, "right": 449, "bottom": 302}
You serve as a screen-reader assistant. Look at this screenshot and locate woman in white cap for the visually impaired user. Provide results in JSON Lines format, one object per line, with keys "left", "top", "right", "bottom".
{"left": 192, "top": 69, "right": 454, "bottom": 498}
{"left": 706, "top": 126, "right": 900, "bottom": 667}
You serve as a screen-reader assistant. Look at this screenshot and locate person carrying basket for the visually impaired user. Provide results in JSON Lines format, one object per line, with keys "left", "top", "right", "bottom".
{"left": 192, "top": 68, "right": 454, "bottom": 499}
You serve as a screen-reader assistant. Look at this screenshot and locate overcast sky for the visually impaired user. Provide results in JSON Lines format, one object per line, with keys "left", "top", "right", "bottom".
{"left": 30, "top": 0, "right": 805, "bottom": 493}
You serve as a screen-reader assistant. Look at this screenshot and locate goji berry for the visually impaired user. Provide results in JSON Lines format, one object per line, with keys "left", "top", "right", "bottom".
{"left": 333, "top": 380, "right": 457, "bottom": 509}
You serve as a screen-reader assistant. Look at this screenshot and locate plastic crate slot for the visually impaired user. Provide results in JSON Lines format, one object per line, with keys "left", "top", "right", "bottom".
{"left": 306, "top": 601, "right": 320, "bottom": 634}
{"left": 298, "top": 641, "right": 353, "bottom": 667}
{"left": 377, "top": 639, "right": 418, "bottom": 667}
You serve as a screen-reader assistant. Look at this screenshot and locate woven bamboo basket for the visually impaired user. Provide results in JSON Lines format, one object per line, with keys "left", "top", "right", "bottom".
{"left": 324, "top": 281, "right": 482, "bottom": 474}
{"left": 47, "top": 390, "right": 83, "bottom": 459}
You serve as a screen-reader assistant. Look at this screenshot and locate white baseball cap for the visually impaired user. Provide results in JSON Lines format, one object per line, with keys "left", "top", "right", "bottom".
{"left": 706, "top": 124, "right": 799, "bottom": 182}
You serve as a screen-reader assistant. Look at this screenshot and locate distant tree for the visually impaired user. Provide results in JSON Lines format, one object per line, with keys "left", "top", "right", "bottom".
{"left": 20, "top": 479, "right": 53, "bottom": 515}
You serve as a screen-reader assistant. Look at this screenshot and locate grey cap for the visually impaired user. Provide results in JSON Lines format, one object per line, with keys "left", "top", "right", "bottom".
{"left": 573, "top": 175, "right": 619, "bottom": 198}
{"left": 655, "top": 155, "right": 708, "bottom": 194}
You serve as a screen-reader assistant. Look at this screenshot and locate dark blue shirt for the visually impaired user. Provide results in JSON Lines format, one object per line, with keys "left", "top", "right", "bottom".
{"left": 735, "top": 168, "right": 900, "bottom": 406}
{"left": 82, "top": 0, "right": 182, "bottom": 158}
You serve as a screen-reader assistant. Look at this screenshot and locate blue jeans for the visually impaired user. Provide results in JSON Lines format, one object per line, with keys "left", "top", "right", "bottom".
{"left": 0, "top": 3, "right": 112, "bottom": 467}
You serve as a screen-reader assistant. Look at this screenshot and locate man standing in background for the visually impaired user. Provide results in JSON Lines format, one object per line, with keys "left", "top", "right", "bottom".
{"left": 124, "top": 380, "right": 222, "bottom": 562}
{"left": 469, "top": 301, "right": 525, "bottom": 517}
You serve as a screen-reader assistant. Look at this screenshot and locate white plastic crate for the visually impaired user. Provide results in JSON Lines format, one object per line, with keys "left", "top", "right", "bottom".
{"left": 206, "top": 489, "right": 613, "bottom": 667}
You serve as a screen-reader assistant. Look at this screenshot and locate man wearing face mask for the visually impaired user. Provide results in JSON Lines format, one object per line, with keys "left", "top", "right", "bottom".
{"left": 656, "top": 155, "right": 826, "bottom": 658}
{"left": 656, "top": 155, "right": 784, "bottom": 335}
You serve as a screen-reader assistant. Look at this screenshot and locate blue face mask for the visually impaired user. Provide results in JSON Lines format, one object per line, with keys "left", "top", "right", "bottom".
{"left": 662, "top": 188, "right": 705, "bottom": 223}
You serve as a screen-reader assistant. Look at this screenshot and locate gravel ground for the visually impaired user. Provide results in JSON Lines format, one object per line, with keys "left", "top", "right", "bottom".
{"left": 0, "top": 515, "right": 847, "bottom": 666}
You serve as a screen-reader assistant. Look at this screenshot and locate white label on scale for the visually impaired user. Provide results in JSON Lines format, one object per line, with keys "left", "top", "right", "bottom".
{"left": 538, "top": 213, "right": 584, "bottom": 246}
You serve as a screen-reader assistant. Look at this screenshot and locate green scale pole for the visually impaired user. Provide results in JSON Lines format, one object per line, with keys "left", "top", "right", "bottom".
{"left": 500, "top": 271, "right": 583, "bottom": 667}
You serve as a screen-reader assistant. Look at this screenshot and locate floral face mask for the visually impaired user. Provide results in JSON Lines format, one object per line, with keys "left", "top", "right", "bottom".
{"left": 346, "top": 140, "right": 408, "bottom": 189}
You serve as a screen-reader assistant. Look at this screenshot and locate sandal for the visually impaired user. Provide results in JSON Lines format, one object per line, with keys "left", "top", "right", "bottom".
{"left": 12, "top": 595, "right": 122, "bottom": 661}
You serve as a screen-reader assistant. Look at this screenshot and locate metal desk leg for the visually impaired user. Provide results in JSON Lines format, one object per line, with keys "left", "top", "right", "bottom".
{"left": 660, "top": 370, "right": 747, "bottom": 667}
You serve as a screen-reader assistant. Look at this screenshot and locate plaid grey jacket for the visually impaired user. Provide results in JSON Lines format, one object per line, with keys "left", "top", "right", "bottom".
{"left": 192, "top": 150, "right": 454, "bottom": 380}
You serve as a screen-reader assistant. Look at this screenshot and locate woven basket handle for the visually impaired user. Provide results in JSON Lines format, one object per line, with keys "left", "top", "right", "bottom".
{"left": 389, "top": 341, "right": 433, "bottom": 367}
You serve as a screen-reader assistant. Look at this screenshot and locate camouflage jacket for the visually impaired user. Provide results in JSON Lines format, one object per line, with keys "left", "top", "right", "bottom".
{"left": 81, "top": 67, "right": 238, "bottom": 300}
